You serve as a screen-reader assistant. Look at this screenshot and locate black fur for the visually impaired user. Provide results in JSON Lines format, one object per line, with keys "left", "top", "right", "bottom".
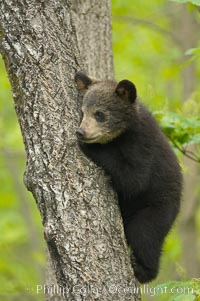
{"left": 116, "top": 80, "right": 137, "bottom": 103}
{"left": 76, "top": 75, "right": 182, "bottom": 283}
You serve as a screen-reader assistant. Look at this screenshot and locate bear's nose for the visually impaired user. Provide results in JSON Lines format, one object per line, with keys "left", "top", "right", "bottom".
{"left": 76, "top": 128, "right": 86, "bottom": 139}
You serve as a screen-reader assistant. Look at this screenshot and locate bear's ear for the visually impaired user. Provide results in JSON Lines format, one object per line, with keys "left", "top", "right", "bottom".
{"left": 115, "top": 80, "right": 137, "bottom": 103}
{"left": 74, "top": 71, "right": 98, "bottom": 92}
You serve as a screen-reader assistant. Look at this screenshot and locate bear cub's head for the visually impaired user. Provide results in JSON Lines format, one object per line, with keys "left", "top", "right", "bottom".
{"left": 75, "top": 71, "right": 138, "bottom": 144}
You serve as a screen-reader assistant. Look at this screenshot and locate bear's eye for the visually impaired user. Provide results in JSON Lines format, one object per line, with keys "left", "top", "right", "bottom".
{"left": 94, "top": 111, "right": 105, "bottom": 122}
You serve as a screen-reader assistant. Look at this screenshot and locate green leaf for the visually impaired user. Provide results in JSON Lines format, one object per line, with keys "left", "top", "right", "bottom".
{"left": 154, "top": 111, "right": 200, "bottom": 149}
{"left": 187, "top": 133, "right": 200, "bottom": 145}
{"left": 168, "top": 294, "right": 196, "bottom": 301}
{"left": 170, "top": 0, "right": 200, "bottom": 5}
{"left": 185, "top": 48, "right": 200, "bottom": 56}
{"left": 155, "top": 280, "right": 193, "bottom": 291}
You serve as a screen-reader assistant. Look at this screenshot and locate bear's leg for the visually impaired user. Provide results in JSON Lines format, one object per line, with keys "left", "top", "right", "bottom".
{"left": 124, "top": 206, "right": 171, "bottom": 283}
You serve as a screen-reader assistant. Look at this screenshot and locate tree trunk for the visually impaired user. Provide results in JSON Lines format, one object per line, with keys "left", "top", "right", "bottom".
{"left": 169, "top": 3, "right": 200, "bottom": 278}
{"left": 0, "top": 1, "right": 140, "bottom": 301}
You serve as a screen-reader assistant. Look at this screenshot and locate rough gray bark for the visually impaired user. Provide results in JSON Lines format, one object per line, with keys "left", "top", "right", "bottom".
{"left": 0, "top": 1, "right": 140, "bottom": 301}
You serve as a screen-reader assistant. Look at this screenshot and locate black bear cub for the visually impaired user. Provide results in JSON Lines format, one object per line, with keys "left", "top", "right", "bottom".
{"left": 75, "top": 71, "right": 182, "bottom": 283}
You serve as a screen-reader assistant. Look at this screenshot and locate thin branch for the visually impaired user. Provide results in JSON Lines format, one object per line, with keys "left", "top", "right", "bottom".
{"left": 113, "top": 15, "right": 181, "bottom": 46}
{"left": 168, "top": 135, "right": 200, "bottom": 164}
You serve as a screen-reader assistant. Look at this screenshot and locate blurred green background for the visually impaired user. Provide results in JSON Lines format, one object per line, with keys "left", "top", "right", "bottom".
{"left": 0, "top": 0, "right": 200, "bottom": 300}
